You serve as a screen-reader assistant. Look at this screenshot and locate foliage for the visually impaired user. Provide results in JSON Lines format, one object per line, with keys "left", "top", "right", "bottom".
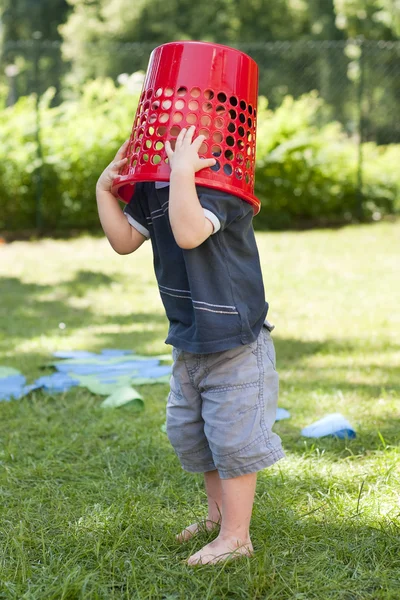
{"left": 1, "top": 0, "right": 398, "bottom": 110}
{"left": 0, "top": 0, "right": 69, "bottom": 41}
{"left": 335, "top": 0, "right": 400, "bottom": 39}
{"left": 0, "top": 76, "right": 138, "bottom": 231}
{"left": 255, "top": 92, "right": 400, "bottom": 229}
{"left": 0, "top": 0, "right": 70, "bottom": 98}
{"left": 0, "top": 83, "right": 399, "bottom": 232}
{"left": 58, "top": 0, "right": 400, "bottom": 85}
{"left": 59, "top": 0, "right": 308, "bottom": 84}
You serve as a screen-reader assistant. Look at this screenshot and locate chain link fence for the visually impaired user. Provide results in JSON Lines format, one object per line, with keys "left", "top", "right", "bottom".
{"left": 1, "top": 39, "right": 399, "bottom": 229}
{"left": 3, "top": 39, "right": 399, "bottom": 141}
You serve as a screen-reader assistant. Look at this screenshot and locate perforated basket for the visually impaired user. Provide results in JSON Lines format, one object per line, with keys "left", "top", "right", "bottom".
{"left": 112, "top": 41, "right": 260, "bottom": 213}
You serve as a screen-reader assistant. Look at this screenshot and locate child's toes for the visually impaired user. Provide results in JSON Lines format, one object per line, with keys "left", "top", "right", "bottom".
{"left": 176, "top": 523, "right": 200, "bottom": 543}
{"left": 176, "top": 519, "right": 219, "bottom": 543}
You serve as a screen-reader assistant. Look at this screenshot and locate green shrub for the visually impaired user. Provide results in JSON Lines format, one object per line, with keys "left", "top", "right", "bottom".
{"left": 0, "top": 84, "right": 399, "bottom": 232}
{"left": 255, "top": 93, "right": 400, "bottom": 229}
{"left": 0, "top": 77, "right": 138, "bottom": 232}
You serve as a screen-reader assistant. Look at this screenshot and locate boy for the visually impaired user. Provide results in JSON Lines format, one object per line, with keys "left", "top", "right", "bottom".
{"left": 96, "top": 126, "right": 284, "bottom": 565}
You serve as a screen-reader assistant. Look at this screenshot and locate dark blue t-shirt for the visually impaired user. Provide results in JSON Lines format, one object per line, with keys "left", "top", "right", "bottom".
{"left": 124, "top": 182, "right": 268, "bottom": 353}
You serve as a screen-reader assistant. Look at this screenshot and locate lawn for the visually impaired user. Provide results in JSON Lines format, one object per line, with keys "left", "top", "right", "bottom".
{"left": 0, "top": 221, "right": 399, "bottom": 599}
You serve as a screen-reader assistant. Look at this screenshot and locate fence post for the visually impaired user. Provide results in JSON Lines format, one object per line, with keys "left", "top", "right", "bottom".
{"left": 33, "top": 32, "right": 44, "bottom": 233}
{"left": 356, "top": 37, "right": 365, "bottom": 221}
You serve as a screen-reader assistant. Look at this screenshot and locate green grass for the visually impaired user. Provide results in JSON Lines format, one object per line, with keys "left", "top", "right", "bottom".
{"left": 0, "top": 221, "right": 399, "bottom": 599}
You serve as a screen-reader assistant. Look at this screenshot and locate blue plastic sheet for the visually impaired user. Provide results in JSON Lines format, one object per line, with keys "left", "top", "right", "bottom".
{"left": 33, "top": 373, "right": 81, "bottom": 393}
{"left": 0, "top": 372, "right": 41, "bottom": 401}
{"left": 301, "top": 413, "right": 356, "bottom": 439}
{"left": 276, "top": 407, "right": 291, "bottom": 421}
{"left": 0, "top": 350, "right": 172, "bottom": 400}
{"left": 53, "top": 349, "right": 133, "bottom": 359}
{"left": 54, "top": 358, "right": 164, "bottom": 376}
{"left": 0, "top": 374, "right": 27, "bottom": 401}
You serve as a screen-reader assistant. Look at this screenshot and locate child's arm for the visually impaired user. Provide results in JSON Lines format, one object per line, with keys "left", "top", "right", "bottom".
{"left": 165, "top": 126, "right": 216, "bottom": 250}
{"left": 96, "top": 140, "right": 147, "bottom": 255}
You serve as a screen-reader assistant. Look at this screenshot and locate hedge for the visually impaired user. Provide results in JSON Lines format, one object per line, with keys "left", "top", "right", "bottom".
{"left": 0, "top": 77, "right": 399, "bottom": 232}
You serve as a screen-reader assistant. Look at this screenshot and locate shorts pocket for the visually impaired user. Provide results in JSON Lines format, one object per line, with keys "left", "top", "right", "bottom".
{"left": 246, "top": 339, "right": 258, "bottom": 353}
{"left": 262, "top": 329, "right": 277, "bottom": 370}
{"left": 172, "top": 346, "right": 182, "bottom": 362}
{"left": 266, "top": 341, "right": 276, "bottom": 370}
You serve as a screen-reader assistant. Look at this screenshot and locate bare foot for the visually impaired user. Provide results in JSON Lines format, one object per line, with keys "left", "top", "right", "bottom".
{"left": 187, "top": 535, "right": 253, "bottom": 565}
{"left": 176, "top": 519, "right": 219, "bottom": 543}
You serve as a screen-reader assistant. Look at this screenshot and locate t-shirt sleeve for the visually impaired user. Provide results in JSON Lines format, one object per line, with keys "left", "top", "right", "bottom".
{"left": 123, "top": 183, "right": 150, "bottom": 239}
{"left": 197, "top": 186, "right": 250, "bottom": 234}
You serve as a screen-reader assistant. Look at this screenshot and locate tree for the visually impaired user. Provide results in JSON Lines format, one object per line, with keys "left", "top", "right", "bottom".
{"left": 59, "top": 0, "right": 241, "bottom": 84}
{"left": 334, "top": 0, "right": 400, "bottom": 40}
{"left": 0, "top": 0, "right": 70, "bottom": 98}
{"left": 1, "top": 0, "right": 69, "bottom": 41}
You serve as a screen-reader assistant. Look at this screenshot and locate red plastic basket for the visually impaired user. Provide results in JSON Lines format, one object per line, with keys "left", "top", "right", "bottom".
{"left": 112, "top": 41, "right": 260, "bottom": 213}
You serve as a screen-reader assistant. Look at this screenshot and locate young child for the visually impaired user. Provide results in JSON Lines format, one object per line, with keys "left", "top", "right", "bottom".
{"left": 96, "top": 126, "right": 285, "bottom": 565}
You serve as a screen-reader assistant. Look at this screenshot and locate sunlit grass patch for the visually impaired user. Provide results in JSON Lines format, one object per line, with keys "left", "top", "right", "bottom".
{"left": 0, "top": 222, "right": 399, "bottom": 598}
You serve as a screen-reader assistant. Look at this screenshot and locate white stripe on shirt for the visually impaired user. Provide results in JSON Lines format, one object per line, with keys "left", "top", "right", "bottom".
{"left": 159, "top": 290, "right": 193, "bottom": 300}
{"left": 194, "top": 306, "right": 239, "bottom": 315}
{"left": 159, "top": 284, "right": 191, "bottom": 295}
{"left": 159, "top": 287, "right": 238, "bottom": 314}
{"left": 192, "top": 300, "right": 236, "bottom": 310}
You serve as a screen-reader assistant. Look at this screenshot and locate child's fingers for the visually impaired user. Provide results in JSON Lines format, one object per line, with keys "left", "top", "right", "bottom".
{"left": 115, "top": 139, "right": 130, "bottom": 161}
{"left": 198, "top": 158, "right": 217, "bottom": 169}
{"left": 183, "top": 125, "right": 196, "bottom": 145}
{"left": 192, "top": 134, "right": 206, "bottom": 152}
{"left": 110, "top": 157, "right": 128, "bottom": 173}
{"left": 175, "top": 127, "right": 187, "bottom": 149}
{"left": 165, "top": 140, "right": 173, "bottom": 159}
{"left": 114, "top": 157, "right": 128, "bottom": 169}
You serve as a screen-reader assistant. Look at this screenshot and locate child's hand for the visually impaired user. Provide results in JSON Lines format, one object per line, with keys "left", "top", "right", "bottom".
{"left": 96, "top": 140, "right": 129, "bottom": 193}
{"left": 165, "top": 126, "right": 216, "bottom": 175}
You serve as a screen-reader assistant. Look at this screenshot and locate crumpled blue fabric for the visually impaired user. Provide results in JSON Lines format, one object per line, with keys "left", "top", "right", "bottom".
{"left": 33, "top": 373, "right": 81, "bottom": 393}
{"left": 53, "top": 349, "right": 133, "bottom": 359}
{"left": 301, "top": 413, "right": 356, "bottom": 439}
{"left": 53, "top": 359, "right": 170, "bottom": 379}
{"left": 53, "top": 351, "right": 98, "bottom": 360}
{"left": 276, "top": 407, "right": 291, "bottom": 421}
{"left": 0, "top": 374, "right": 27, "bottom": 401}
{"left": 0, "top": 372, "right": 81, "bottom": 399}
{"left": 99, "top": 349, "right": 133, "bottom": 357}
{"left": 1, "top": 350, "right": 172, "bottom": 400}
{"left": 0, "top": 373, "right": 42, "bottom": 401}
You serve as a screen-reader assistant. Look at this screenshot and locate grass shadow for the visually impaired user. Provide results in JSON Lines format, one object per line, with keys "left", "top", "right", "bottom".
{"left": 0, "top": 273, "right": 169, "bottom": 377}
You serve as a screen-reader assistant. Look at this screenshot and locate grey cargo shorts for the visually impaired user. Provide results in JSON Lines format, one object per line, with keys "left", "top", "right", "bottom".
{"left": 166, "top": 323, "right": 285, "bottom": 479}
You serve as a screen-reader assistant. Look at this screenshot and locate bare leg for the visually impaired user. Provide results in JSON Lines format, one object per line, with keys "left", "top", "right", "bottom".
{"left": 205, "top": 469, "right": 223, "bottom": 522}
{"left": 177, "top": 470, "right": 222, "bottom": 542}
{"left": 187, "top": 472, "right": 257, "bottom": 565}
